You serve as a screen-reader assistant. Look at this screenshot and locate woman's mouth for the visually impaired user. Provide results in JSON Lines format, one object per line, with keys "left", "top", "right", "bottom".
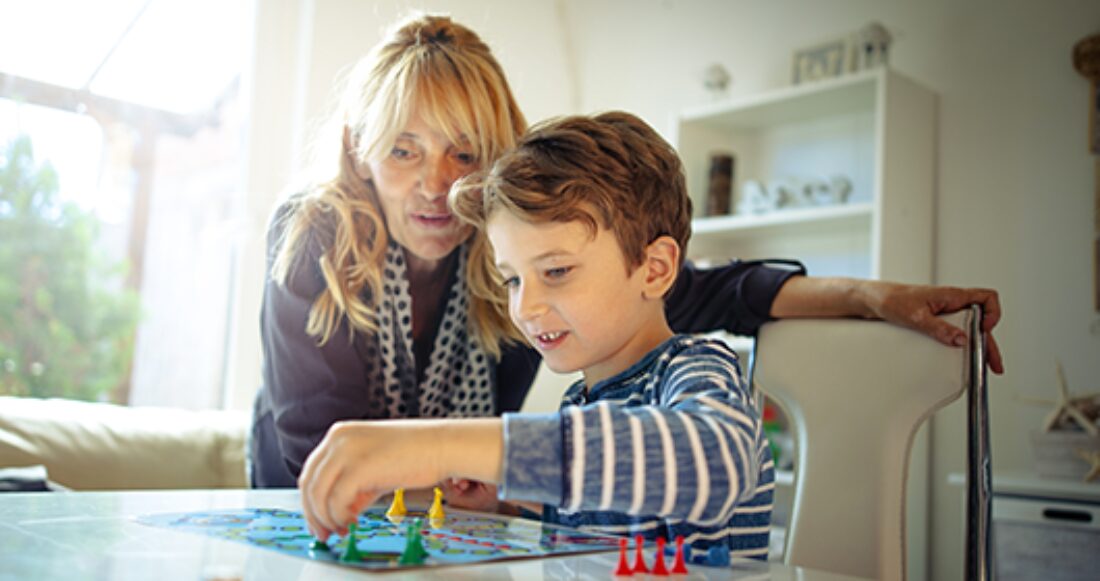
{"left": 412, "top": 211, "right": 454, "bottom": 229}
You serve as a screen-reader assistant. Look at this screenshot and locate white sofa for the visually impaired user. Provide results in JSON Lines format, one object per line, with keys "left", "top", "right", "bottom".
{"left": 0, "top": 396, "right": 249, "bottom": 490}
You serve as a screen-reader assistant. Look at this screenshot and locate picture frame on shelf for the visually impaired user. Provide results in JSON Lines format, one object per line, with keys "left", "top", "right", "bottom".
{"left": 791, "top": 38, "right": 851, "bottom": 84}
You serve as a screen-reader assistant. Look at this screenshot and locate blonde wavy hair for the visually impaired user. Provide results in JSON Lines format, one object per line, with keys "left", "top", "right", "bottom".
{"left": 270, "top": 14, "right": 526, "bottom": 358}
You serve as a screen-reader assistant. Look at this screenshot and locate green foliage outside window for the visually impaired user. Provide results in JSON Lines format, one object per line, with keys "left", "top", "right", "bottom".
{"left": 0, "top": 135, "right": 140, "bottom": 401}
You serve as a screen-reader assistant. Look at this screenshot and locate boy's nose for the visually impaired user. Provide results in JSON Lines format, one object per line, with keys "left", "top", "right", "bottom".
{"left": 512, "top": 283, "right": 548, "bottom": 323}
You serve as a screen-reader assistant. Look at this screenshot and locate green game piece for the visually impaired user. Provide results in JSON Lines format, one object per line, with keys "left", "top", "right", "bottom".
{"left": 341, "top": 523, "right": 363, "bottom": 562}
{"left": 310, "top": 538, "right": 329, "bottom": 552}
{"left": 398, "top": 518, "right": 429, "bottom": 565}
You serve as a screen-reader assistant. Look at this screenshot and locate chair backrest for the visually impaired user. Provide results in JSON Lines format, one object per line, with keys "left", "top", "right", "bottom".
{"left": 751, "top": 306, "right": 990, "bottom": 580}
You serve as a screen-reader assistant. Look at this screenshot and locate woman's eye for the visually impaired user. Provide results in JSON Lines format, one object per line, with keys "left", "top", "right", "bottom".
{"left": 391, "top": 146, "right": 418, "bottom": 161}
{"left": 454, "top": 151, "right": 477, "bottom": 166}
{"left": 501, "top": 276, "right": 519, "bottom": 289}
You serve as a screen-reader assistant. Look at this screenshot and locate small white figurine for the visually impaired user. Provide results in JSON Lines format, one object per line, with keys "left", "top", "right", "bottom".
{"left": 830, "top": 175, "right": 853, "bottom": 203}
{"left": 703, "top": 63, "right": 732, "bottom": 97}
{"left": 857, "top": 22, "right": 892, "bottom": 69}
{"left": 738, "top": 180, "right": 775, "bottom": 214}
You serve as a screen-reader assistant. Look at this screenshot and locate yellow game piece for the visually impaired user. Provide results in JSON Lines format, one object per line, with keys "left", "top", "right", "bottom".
{"left": 386, "top": 488, "right": 407, "bottom": 518}
{"left": 427, "top": 486, "right": 445, "bottom": 520}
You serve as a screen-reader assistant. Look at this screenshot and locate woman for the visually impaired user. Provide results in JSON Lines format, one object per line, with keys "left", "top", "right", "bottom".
{"left": 250, "top": 14, "right": 1002, "bottom": 488}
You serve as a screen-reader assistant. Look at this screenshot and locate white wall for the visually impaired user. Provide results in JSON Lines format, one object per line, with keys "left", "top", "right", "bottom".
{"left": 558, "top": 0, "right": 1100, "bottom": 578}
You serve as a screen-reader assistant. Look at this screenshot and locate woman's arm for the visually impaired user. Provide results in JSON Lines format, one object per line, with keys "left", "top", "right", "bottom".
{"left": 770, "top": 276, "right": 1004, "bottom": 373}
{"left": 665, "top": 259, "right": 805, "bottom": 336}
{"left": 254, "top": 206, "right": 380, "bottom": 482}
{"left": 666, "top": 260, "right": 1004, "bottom": 374}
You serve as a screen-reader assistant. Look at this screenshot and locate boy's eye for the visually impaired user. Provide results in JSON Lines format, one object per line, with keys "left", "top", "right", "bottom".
{"left": 545, "top": 266, "right": 572, "bottom": 279}
{"left": 501, "top": 275, "right": 519, "bottom": 289}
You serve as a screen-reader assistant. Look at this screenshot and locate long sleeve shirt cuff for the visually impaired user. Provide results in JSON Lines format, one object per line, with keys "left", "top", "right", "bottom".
{"left": 500, "top": 412, "right": 563, "bottom": 505}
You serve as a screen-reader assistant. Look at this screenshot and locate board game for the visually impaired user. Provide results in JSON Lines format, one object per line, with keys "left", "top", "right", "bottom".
{"left": 137, "top": 506, "right": 622, "bottom": 571}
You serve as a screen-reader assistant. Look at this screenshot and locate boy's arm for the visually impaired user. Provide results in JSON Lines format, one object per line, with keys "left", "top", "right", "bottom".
{"left": 298, "top": 418, "right": 503, "bottom": 539}
{"left": 499, "top": 342, "right": 764, "bottom": 525}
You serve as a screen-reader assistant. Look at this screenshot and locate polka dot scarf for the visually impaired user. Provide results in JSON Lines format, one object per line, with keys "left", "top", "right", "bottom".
{"left": 370, "top": 241, "right": 494, "bottom": 418}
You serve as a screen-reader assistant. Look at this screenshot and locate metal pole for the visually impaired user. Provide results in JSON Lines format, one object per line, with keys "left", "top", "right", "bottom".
{"left": 965, "top": 304, "right": 993, "bottom": 580}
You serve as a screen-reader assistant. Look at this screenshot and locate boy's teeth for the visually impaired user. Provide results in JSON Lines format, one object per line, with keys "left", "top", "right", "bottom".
{"left": 538, "top": 332, "right": 563, "bottom": 341}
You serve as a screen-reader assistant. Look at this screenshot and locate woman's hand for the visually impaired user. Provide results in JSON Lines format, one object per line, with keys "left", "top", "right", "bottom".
{"left": 771, "top": 276, "right": 1004, "bottom": 374}
{"left": 859, "top": 281, "right": 1004, "bottom": 374}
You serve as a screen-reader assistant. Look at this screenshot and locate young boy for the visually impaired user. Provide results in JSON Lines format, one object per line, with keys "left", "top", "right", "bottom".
{"left": 298, "top": 111, "right": 773, "bottom": 563}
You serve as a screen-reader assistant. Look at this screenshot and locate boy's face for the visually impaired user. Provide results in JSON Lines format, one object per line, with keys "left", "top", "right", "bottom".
{"left": 487, "top": 210, "right": 671, "bottom": 386}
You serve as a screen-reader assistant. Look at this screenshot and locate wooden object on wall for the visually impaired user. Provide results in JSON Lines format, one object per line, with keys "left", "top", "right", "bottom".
{"left": 1073, "top": 32, "right": 1100, "bottom": 310}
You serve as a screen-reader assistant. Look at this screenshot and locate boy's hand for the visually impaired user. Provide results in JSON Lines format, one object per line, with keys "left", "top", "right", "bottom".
{"left": 298, "top": 420, "right": 447, "bottom": 540}
{"left": 298, "top": 418, "right": 505, "bottom": 540}
{"left": 441, "top": 478, "right": 500, "bottom": 512}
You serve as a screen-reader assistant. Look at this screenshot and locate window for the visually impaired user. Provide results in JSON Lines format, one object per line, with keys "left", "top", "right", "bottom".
{"left": 1, "top": 0, "right": 253, "bottom": 409}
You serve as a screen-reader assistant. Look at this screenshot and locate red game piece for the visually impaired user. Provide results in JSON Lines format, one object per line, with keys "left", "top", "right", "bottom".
{"left": 631, "top": 535, "right": 648, "bottom": 573}
{"left": 614, "top": 537, "right": 633, "bottom": 576}
{"left": 671, "top": 535, "right": 688, "bottom": 574}
{"left": 652, "top": 537, "right": 669, "bottom": 575}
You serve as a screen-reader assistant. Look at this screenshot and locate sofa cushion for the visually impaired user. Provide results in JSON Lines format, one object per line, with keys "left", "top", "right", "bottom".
{"left": 0, "top": 397, "right": 248, "bottom": 490}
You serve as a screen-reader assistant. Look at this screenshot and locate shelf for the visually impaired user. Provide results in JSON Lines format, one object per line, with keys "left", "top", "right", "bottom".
{"left": 692, "top": 202, "right": 872, "bottom": 239}
{"left": 677, "top": 68, "right": 880, "bottom": 130}
{"left": 948, "top": 471, "right": 1100, "bottom": 504}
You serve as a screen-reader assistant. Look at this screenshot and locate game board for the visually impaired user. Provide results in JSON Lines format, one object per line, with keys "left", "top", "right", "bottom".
{"left": 137, "top": 506, "right": 622, "bottom": 571}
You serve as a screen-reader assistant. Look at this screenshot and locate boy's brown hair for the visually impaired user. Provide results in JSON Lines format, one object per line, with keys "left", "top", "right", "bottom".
{"left": 452, "top": 110, "right": 692, "bottom": 272}
{"left": 451, "top": 111, "right": 692, "bottom": 348}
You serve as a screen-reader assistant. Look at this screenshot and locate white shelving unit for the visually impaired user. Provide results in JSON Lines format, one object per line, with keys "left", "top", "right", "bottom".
{"left": 673, "top": 67, "right": 936, "bottom": 285}
{"left": 675, "top": 69, "right": 938, "bottom": 573}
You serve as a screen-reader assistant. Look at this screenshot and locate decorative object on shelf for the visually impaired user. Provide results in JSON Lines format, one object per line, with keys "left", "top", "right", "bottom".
{"left": 736, "top": 176, "right": 853, "bottom": 215}
{"left": 803, "top": 175, "right": 853, "bottom": 206}
{"left": 1077, "top": 449, "right": 1100, "bottom": 482}
{"left": 705, "top": 152, "right": 735, "bottom": 216}
{"left": 1071, "top": 31, "right": 1100, "bottom": 311}
{"left": 791, "top": 37, "right": 850, "bottom": 84}
{"left": 737, "top": 179, "right": 776, "bottom": 215}
{"left": 1030, "top": 431, "right": 1100, "bottom": 482}
{"left": 855, "top": 22, "right": 892, "bottom": 70}
{"left": 791, "top": 22, "right": 894, "bottom": 85}
{"left": 1042, "top": 361, "right": 1099, "bottom": 436}
{"left": 1020, "top": 360, "right": 1100, "bottom": 482}
{"left": 702, "top": 63, "right": 731, "bottom": 97}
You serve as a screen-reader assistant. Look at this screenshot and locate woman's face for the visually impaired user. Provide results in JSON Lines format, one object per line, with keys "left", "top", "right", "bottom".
{"left": 364, "top": 112, "right": 477, "bottom": 272}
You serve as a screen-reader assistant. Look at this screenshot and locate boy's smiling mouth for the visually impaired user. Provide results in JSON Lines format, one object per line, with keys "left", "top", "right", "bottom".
{"left": 533, "top": 330, "right": 569, "bottom": 349}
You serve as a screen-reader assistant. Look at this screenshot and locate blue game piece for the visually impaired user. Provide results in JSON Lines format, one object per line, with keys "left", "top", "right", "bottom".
{"left": 705, "top": 545, "right": 730, "bottom": 567}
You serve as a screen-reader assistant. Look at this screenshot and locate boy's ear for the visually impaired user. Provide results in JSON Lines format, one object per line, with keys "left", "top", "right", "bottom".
{"left": 343, "top": 126, "right": 372, "bottom": 182}
{"left": 641, "top": 236, "right": 680, "bottom": 299}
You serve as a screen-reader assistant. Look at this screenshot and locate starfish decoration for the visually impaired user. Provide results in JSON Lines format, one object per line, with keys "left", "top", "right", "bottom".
{"left": 1076, "top": 449, "right": 1100, "bottom": 482}
{"left": 1018, "top": 361, "right": 1100, "bottom": 437}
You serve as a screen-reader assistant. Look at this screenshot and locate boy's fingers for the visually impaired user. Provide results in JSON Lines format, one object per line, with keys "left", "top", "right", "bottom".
{"left": 303, "top": 447, "right": 346, "bottom": 536}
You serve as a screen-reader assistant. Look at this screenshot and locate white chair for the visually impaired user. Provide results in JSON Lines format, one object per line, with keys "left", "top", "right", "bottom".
{"left": 751, "top": 305, "right": 991, "bottom": 581}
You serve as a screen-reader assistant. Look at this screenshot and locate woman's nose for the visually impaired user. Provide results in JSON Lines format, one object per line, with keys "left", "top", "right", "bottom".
{"left": 422, "top": 157, "right": 458, "bottom": 200}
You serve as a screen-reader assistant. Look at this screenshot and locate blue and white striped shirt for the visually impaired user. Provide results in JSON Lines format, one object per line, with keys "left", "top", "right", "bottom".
{"left": 500, "top": 334, "right": 773, "bottom": 563}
